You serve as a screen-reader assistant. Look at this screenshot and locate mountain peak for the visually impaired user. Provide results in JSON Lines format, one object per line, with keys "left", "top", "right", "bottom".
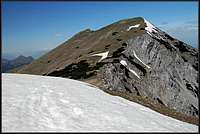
{"left": 13, "top": 17, "right": 198, "bottom": 118}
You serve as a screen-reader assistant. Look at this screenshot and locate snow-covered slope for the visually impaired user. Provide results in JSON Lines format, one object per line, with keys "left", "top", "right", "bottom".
{"left": 2, "top": 73, "right": 198, "bottom": 132}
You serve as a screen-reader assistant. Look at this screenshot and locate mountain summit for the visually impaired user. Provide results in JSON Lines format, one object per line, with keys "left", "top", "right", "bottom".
{"left": 14, "top": 17, "right": 198, "bottom": 118}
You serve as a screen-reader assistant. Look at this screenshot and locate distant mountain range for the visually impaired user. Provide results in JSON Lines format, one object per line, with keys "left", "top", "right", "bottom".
{"left": 2, "top": 55, "right": 34, "bottom": 73}
{"left": 12, "top": 17, "right": 198, "bottom": 122}
{"left": 2, "top": 50, "right": 48, "bottom": 60}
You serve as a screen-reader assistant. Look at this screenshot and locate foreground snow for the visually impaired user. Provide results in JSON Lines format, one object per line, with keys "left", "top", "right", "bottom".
{"left": 2, "top": 73, "right": 198, "bottom": 132}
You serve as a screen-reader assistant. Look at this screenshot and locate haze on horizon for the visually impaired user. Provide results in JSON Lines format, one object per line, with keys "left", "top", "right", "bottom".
{"left": 2, "top": 2, "right": 198, "bottom": 59}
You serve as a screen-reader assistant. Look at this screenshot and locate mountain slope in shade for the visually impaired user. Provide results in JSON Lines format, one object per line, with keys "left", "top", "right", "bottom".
{"left": 2, "top": 55, "right": 34, "bottom": 73}
{"left": 2, "top": 73, "right": 198, "bottom": 132}
{"left": 13, "top": 17, "right": 198, "bottom": 117}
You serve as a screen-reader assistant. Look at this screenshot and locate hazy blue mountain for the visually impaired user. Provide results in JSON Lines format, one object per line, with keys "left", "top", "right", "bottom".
{"left": 2, "top": 50, "right": 48, "bottom": 60}
{"left": 2, "top": 55, "right": 34, "bottom": 73}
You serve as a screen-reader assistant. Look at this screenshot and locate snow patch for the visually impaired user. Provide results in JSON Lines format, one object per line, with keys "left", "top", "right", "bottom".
{"left": 49, "top": 90, "right": 53, "bottom": 93}
{"left": 133, "top": 50, "right": 151, "bottom": 69}
{"left": 128, "top": 68, "right": 140, "bottom": 79}
{"left": 41, "top": 96, "right": 48, "bottom": 107}
{"left": 127, "top": 24, "right": 140, "bottom": 31}
{"left": 143, "top": 19, "right": 165, "bottom": 41}
{"left": 120, "top": 60, "right": 127, "bottom": 66}
{"left": 120, "top": 60, "right": 140, "bottom": 79}
{"left": 60, "top": 99, "right": 70, "bottom": 104}
{"left": 91, "top": 51, "right": 109, "bottom": 62}
{"left": 144, "top": 19, "right": 157, "bottom": 34}
{"left": 73, "top": 107, "right": 83, "bottom": 116}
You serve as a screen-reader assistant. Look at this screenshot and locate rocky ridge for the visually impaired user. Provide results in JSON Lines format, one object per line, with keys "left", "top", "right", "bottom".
{"left": 14, "top": 17, "right": 198, "bottom": 118}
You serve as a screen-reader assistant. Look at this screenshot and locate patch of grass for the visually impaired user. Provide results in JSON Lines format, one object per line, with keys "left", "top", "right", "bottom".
{"left": 119, "top": 20, "right": 128, "bottom": 24}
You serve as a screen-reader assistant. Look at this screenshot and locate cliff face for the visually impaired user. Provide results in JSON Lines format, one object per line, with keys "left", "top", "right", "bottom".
{"left": 100, "top": 33, "right": 198, "bottom": 117}
{"left": 14, "top": 17, "right": 198, "bottom": 117}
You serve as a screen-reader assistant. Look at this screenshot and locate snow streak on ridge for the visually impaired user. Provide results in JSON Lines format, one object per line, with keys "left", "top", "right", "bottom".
{"left": 144, "top": 19, "right": 157, "bottom": 34}
{"left": 120, "top": 60, "right": 140, "bottom": 79}
{"left": 132, "top": 50, "right": 151, "bottom": 69}
{"left": 91, "top": 51, "right": 109, "bottom": 62}
{"left": 127, "top": 24, "right": 140, "bottom": 31}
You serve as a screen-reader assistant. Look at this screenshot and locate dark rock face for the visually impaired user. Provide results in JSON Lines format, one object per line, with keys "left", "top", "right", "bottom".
{"left": 100, "top": 33, "right": 198, "bottom": 117}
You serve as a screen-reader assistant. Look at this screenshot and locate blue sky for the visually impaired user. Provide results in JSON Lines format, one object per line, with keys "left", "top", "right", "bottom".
{"left": 2, "top": 2, "right": 198, "bottom": 58}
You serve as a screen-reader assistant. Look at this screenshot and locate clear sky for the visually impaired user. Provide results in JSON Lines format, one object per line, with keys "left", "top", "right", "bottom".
{"left": 2, "top": 1, "right": 198, "bottom": 58}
